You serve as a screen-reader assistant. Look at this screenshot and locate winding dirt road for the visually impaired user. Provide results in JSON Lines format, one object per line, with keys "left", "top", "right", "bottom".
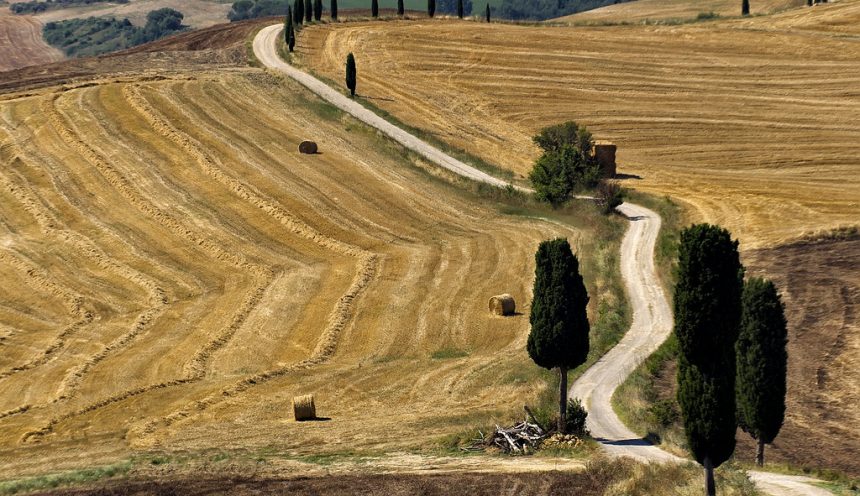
{"left": 254, "top": 24, "right": 832, "bottom": 496}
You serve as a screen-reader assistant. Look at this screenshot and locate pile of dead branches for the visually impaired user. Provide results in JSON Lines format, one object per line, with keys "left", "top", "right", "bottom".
{"left": 463, "top": 407, "right": 548, "bottom": 454}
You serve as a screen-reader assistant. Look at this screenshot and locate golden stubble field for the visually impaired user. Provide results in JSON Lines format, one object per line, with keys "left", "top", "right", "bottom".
{"left": 0, "top": 13, "right": 63, "bottom": 72}
{"left": 296, "top": 9, "right": 860, "bottom": 473}
{"left": 0, "top": 68, "right": 593, "bottom": 477}
{"left": 299, "top": 4, "right": 860, "bottom": 248}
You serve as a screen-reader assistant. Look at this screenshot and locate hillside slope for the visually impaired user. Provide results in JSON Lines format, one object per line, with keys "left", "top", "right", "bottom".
{"left": 0, "top": 63, "right": 589, "bottom": 477}
{"left": 0, "top": 13, "right": 63, "bottom": 71}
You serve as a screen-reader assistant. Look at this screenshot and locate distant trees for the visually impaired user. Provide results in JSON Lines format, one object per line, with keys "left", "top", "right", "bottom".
{"left": 372, "top": 0, "right": 379, "bottom": 17}
{"left": 229, "top": 0, "right": 293, "bottom": 21}
{"left": 674, "top": 224, "right": 743, "bottom": 496}
{"left": 736, "top": 277, "right": 787, "bottom": 467}
{"left": 496, "top": 0, "right": 631, "bottom": 21}
{"left": 742, "top": 0, "right": 750, "bottom": 15}
{"left": 528, "top": 121, "right": 601, "bottom": 208}
{"left": 398, "top": 0, "right": 405, "bottom": 15}
{"left": 314, "top": 0, "right": 323, "bottom": 20}
{"left": 428, "top": 0, "right": 436, "bottom": 17}
{"left": 528, "top": 238, "right": 590, "bottom": 434}
{"left": 305, "top": 0, "right": 312, "bottom": 22}
{"left": 346, "top": 53, "right": 357, "bottom": 97}
{"left": 439, "top": 0, "right": 472, "bottom": 15}
{"left": 331, "top": 0, "right": 338, "bottom": 19}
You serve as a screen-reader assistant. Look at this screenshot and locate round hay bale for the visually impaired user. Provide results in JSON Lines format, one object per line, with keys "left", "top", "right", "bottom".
{"left": 299, "top": 140, "right": 318, "bottom": 154}
{"left": 293, "top": 394, "right": 316, "bottom": 421}
{"left": 489, "top": 294, "right": 516, "bottom": 316}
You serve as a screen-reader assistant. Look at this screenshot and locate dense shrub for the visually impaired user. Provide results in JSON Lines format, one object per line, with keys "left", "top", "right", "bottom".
{"left": 529, "top": 121, "right": 601, "bottom": 208}
{"left": 565, "top": 398, "right": 590, "bottom": 436}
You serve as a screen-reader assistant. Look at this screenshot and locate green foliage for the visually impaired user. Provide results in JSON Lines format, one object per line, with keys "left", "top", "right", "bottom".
{"left": 294, "top": 0, "right": 304, "bottom": 24}
{"left": 43, "top": 9, "right": 184, "bottom": 58}
{"left": 10, "top": 0, "right": 124, "bottom": 15}
{"left": 527, "top": 238, "right": 590, "bottom": 371}
{"left": 428, "top": 0, "right": 436, "bottom": 16}
{"left": 565, "top": 397, "right": 590, "bottom": 435}
{"left": 496, "top": 0, "right": 633, "bottom": 20}
{"left": 346, "top": 52, "right": 357, "bottom": 97}
{"left": 229, "top": 0, "right": 291, "bottom": 21}
{"left": 673, "top": 224, "right": 743, "bottom": 469}
{"left": 315, "top": 0, "right": 323, "bottom": 19}
{"left": 439, "top": 0, "right": 472, "bottom": 15}
{"left": 331, "top": 0, "right": 338, "bottom": 18}
{"left": 285, "top": 11, "right": 296, "bottom": 51}
{"left": 372, "top": 0, "right": 379, "bottom": 16}
{"left": 529, "top": 121, "right": 600, "bottom": 208}
{"left": 597, "top": 179, "right": 624, "bottom": 214}
{"left": 305, "top": 0, "right": 313, "bottom": 21}
{"left": 486, "top": 2, "right": 491, "bottom": 21}
{"left": 398, "top": 0, "right": 405, "bottom": 14}
{"left": 736, "top": 278, "right": 787, "bottom": 445}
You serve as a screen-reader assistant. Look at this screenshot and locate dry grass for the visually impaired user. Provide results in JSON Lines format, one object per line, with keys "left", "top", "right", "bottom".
{"left": 561, "top": 0, "right": 802, "bottom": 23}
{"left": 15, "top": 0, "right": 232, "bottom": 29}
{"left": 0, "top": 63, "right": 610, "bottom": 480}
{"left": 296, "top": 16, "right": 860, "bottom": 249}
{"left": 0, "top": 13, "right": 63, "bottom": 71}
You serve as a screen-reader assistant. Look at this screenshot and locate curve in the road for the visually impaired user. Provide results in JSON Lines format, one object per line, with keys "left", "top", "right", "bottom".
{"left": 253, "top": 24, "right": 831, "bottom": 496}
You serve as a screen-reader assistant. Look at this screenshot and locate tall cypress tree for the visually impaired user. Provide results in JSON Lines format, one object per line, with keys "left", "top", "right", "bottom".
{"left": 428, "top": 0, "right": 436, "bottom": 17}
{"left": 314, "top": 0, "right": 322, "bottom": 20}
{"left": 288, "top": 22, "right": 296, "bottom": 52}
{"left": 674, "top": 224, "right": 743, "bottom": 496}
{"left": 285, "top": 9, "right": 292, "bottom": 43}
{"left": 346, "top": 52, "right": 357, "bottom": 97}
{"left": 398, "top": 0, "right": 404, "bottom": 15}
{"left": 294, "top": 0, "right": 303, "bottom": 25}
{"left": 527, "top": 238, "right": 590, "bottom": 434}
{"left": 331, "top": 0, "right": 338, "bottom": 19}
{"left": 486, "top": 3, "right": 490, "bottom": 21}
{"left": 305, "top": 0, "right": 312, "bottom": 22}
{"left": 736, "top": 277, "right": 787, "bottom": 467}
{"left": 742, "top": 0, "right": 750, "bottom": 15}
{"left": 372, "top": 0, "right": 379, "bottom": 17}
{"left": 457, "top": 0, "right": 464, "bottom": 18}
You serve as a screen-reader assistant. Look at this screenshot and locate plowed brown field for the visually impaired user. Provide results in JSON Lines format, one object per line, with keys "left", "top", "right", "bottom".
{"left": 297, "top": 14, "right": 860, "bottom": 248}
{"left": 0, "top": 67, "right": 592, "bottom": 478}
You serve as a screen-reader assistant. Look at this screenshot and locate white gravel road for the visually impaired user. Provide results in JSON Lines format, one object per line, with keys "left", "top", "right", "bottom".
{"left": 254, "top": 24, "right": 832, "bottom": 495}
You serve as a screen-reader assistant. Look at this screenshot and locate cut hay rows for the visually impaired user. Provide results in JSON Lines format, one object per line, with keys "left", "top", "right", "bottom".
{"left": 0, "top": 72, "right": 571, "bottom": 473}
{"left": 299, "top": 19, "right": 860, "bottom": 248}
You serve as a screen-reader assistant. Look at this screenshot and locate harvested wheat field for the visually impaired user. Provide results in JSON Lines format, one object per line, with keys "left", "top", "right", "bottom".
{"left": 0, "top": 63, "right": 595, "bottom": 479}
{"left": 0, "top": 13, "right": 63, "bottom": 72}
{"left": 11, "top": 0, "right": 232, "bottom": 28}
{"left": 298, "top": 14, "right": 860, "bottom": 248}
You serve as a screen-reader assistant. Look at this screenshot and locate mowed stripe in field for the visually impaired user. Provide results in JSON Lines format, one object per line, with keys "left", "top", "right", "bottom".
{"left": 0, "top": 15, "right": 63, "bottom": 72}
{"left": 0, "top": 71, "right": 569, "bottom": 475}
{"left": 299, "top": 20, "right": 860, "bottom": 247}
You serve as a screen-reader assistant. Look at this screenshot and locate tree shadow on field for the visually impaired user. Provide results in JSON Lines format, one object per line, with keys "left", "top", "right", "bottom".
{"left": 360, "top": 94, "right": 395, "bottom": 102}
{"left": 597, "top": 437, "right": 654, "bottom": 447}
{"left": 297, "top": 417, "right": 332, "bottom": 422}
{"left": 614, "top": 173, "right": 642, "bottom": 180}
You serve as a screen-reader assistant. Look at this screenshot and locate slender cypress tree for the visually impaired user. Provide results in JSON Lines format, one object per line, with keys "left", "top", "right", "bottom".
{"left": 331, "top": 0, "right": 338, "bottom": 19}
{"left": 305, "top": 0, "right": 312, "bottom": 22}
{"left": 736, "top": 277, "right": 787, "bottom": 467}
{"left": 372, "top": 0, "right": 379, "bottom": 17}
{"left": 398, "top": 0, "right": 404, "bottom": 15}
{"left": 674, "top": 224, "right": 743, "bottom": 496}
{"left": 314, "top": 0, "right": 322, "bottom": 20}
{"left": 486, "top": 3, "right": 490, "bottom": 21}
{"left": 346, "top": 53, "right": 357, "bottom": 97}
{"left": 428, "top": 0, "right": 436, "bottom": 17}
{"left": 527, "top": 238, "right": 590, "bottom": 434}
{"left": 742, "top": 0, "right": 750, "bottom": 15}
{"left": 285, "top": 9, "right": 292, "bottom": 43}
{"left": 294, "top": 0, "right": 303, "bottom": 25}
{"left": 457, "top": 0, "right": 464, "bottom": 18}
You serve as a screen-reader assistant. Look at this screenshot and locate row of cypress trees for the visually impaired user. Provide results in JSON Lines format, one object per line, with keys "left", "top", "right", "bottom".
{"left": 287, "top": 0, "right": 490, "bottom": 21}
{"left": 674, "top": 224, "right": 787, "bottom": 495}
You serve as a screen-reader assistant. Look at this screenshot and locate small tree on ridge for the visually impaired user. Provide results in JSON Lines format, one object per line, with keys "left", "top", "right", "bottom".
{"left": 346, "top": 52, "right": 357, "bottom": 97}
{"left": 372, "top": 0, "right": 379, "bottom": 17}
